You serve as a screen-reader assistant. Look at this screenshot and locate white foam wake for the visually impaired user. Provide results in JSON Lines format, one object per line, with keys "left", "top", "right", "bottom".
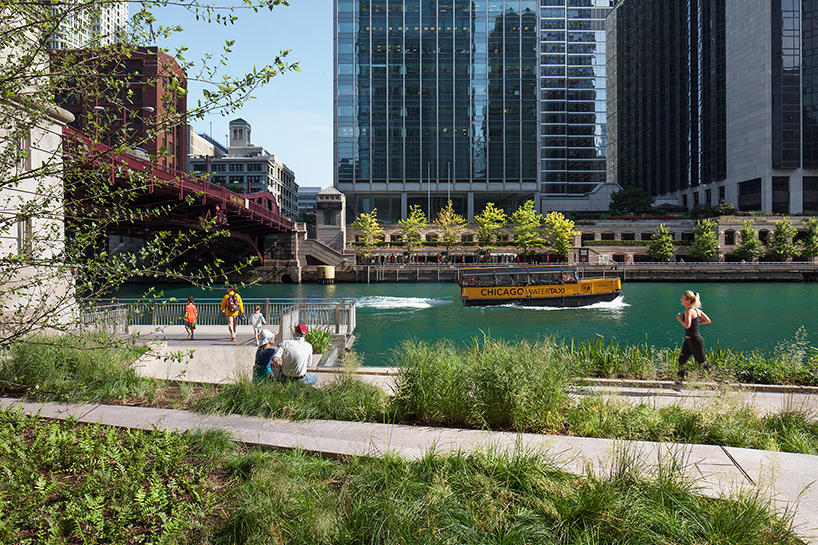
{"left": 502, "top": 295, "right": 629, "bottom": 311}
{"left": 357, "top": 296, "right": 451, "bottom": 310}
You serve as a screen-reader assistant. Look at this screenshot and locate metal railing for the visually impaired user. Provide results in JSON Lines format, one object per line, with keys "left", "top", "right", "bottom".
{"left": 80, "top": 303, "right": 129, "bottom": 335}
{"left": 113, "top": 297, "right": 357, "bottom": 334}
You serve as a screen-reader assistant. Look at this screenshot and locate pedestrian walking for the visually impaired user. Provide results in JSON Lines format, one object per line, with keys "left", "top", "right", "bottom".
{"left": 220, "top": 285, "right": 244, "bottom": 341}
{"left": 675, "top": 290, "right": 712, "bottom": 387}
{"left": 250, "top": 305, "right": 266, "bottom": 346}
{"left": 184, "top": 296, "right": 197, "bottom": 340}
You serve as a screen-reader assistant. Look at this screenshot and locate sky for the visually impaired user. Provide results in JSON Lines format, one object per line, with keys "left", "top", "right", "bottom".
{"left": 156, "top": 0, "right": 333, "bottom": 190}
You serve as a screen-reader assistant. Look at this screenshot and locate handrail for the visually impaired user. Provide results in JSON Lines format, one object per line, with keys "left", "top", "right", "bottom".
{"left": 112, "top": 297, "right": 357, "bottom": 329}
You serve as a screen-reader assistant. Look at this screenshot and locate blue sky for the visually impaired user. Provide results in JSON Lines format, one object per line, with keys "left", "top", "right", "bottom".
{"left": 157, "top": 0, "right": 333, "bottom": 189}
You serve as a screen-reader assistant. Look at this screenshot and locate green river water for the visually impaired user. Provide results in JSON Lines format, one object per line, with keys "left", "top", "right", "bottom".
{"left": 120, "top": 282, "right": 817, "bottom": 366}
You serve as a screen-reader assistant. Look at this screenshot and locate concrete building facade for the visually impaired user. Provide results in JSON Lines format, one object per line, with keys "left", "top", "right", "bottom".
{"left": 189, "top": 119, "right": 299, "bottom": 220}
{"left": 46, "top": 1, "right": 129, "bottom": 51}
{"left": 608, "top": 0, "right": 818, "bottom": 215}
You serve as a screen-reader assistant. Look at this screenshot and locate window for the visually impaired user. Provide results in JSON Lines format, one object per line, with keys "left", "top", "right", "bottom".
{"left": 212, "top": 164, "right": 226, "bottom": 172}
{"left": 228, "top": 163, "right": 244, "bottom": 172}
{"left": 724, "top": 230, "right": 735, "bottom": 245}
{"left": 17, "top": 215, "right": 32, "bottom": 257}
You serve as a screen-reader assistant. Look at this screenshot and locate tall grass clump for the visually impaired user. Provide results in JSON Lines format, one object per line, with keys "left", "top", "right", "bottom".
{"left": 214, "top": 446, "right": 803, "bottom": 545}
{"left": 564, "top": 335, "right": 670, "bottom": 379}
{"left": 305, "top": 325, "right": 333, "bottom": 354}
{"left": 391, "top": 336, "right": 572, "bottom": 431}
{"left": 0, "top": 332, "right": 152, "bottom": 402}
{"left": 196, "top": 374, "right": 389, "bottom": 422}
{"left": 712, "top": 328, "right": 818, "bottom": 385}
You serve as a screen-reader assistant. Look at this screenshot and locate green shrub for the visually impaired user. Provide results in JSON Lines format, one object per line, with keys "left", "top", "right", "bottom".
{"left": 391, "top": 336, "right": 571, "bottom": 431}
{"left": 305, "top": 325, "right": 333, "bottom": 354}
{"left": 0, "top": 332, "right": 151, "bottom": 402}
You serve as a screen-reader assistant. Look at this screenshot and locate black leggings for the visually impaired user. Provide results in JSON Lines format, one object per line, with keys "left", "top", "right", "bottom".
{"left": 679, "top": 335, "right": 707, "bottom": 367}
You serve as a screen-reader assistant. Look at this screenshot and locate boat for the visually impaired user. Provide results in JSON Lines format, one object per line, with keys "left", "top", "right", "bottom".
{"left": 457, "top": 265, "right": 621, "bottom": 307}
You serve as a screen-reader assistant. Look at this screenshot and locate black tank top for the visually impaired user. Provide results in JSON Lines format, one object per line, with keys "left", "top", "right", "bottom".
{"left": 685, "top": 310, "right": 700, "bottom": 337}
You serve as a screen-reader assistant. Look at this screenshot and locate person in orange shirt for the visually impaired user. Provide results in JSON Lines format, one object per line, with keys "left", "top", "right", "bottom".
{"left": 220, "top": 285, "right": 244, "bottom": 341}
{"left": 184, "top": 296, "right": 198, "bottom": 340}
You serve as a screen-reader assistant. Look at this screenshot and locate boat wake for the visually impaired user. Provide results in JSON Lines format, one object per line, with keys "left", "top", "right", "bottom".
{"left": 357, "top": 296, "right": 451, "bottom": 310}
{"left": 503, "top": 295, "right": 629, "bottom": 311}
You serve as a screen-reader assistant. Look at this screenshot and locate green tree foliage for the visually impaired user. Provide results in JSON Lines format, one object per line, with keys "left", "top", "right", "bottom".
{"left": 473, "top": 202, "right": 507, "bottom": 249}
{"left": 801, "top": 218, "right": 818, "bottom": 259}
{"left": 733, "top": 220, "right": 765, "bottom": 261}
{"left": 609, "top": 186, "right": 655, "bottom": 214}
{"left": 689, "top": 219, "right": 720, "bottom": 261}
{"left": 509, "top": 200, "right": 546, "bottom": 255}
{"left": 647, "top": 223, "right": 675, "bottom": 261}
{"left": 398, "top": 204, "right": 428, "bottom": 256}
{"left": 351, "top": 209, "right": 384, "bottom": 259}
{"left": 543, "top": 211, "right": 578, "bottom": 259}
{"left": 712, "top": 199, "right": 736, "bottom": 216}
{"left": 0, "top": 0, "right": 297, "bottom": 345}
{"left": 435, "top": 200, "right": 467, "bottom": 257}
{"left": 767, "top": 217, "right": 799, "bottom": 261}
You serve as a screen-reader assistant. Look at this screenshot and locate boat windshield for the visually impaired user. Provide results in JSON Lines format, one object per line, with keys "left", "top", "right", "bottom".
{"left": 460, "top": 266, "right": 579, "bottom": 287}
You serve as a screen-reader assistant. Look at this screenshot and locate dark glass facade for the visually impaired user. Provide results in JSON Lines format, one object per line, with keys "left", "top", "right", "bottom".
{"left": 608, "top": 0, "right": 725, "bottom": 195}
{"left": 335, "top": 0, "right": 538, "bottom": 221}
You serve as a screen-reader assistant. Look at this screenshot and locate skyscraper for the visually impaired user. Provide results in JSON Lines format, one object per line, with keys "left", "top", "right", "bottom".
{"left": 335, "top": 0, "right": 539, "bottom": 222}
{"left": 538, "top": 1, "right": 611, "bottom": 211}
{"left": 608, "top": 0, "right": 818, "bottom": 214}
{"left": 46, "top": 1, "right": 129, "bottom": 50}
{"left": 335, "top": 0, "right": 614, "bottom": 221}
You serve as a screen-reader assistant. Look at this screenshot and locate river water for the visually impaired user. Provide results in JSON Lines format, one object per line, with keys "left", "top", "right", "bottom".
{"left": 119, "top": 281, "right": 816, "bottom": 366}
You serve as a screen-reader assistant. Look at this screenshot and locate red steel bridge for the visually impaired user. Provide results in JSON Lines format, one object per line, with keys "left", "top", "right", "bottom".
{"left": 63, "top": 126, "right": 293, "bottom": 266}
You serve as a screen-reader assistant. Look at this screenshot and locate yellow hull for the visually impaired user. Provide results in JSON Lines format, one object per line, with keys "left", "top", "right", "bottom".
{"left": 461, "top": 278, "right": 621, "bottom": 307}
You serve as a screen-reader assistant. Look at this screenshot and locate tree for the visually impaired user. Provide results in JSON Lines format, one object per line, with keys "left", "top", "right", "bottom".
{"left": 435, "top": 200, "right": 467, "bottom": 258}
{"left": 733, "top": 220, "right": 764, "bottom": 261}
{"left": 398, "top": 204, "right": 428, "bottom": 258}
{"left": 609, "top": 186, "right": 655, "bottom": 214}
{"left": 543, "top": 211, "right": 578, "bottom": 260}
{"left": 767, "top": 217, "right": 799, "bottom": 261}
{"left": 712, "top": 199, "right": 736, "bottom": 216}
{"left": 351, "top": 209, "right": 384, "bottom": 260}
{"left": 509, "top": 200, "right": 546, "bottom": 255}
{"left": 801, "top": 218, "right": 818, "bottom": 260}
{"left": 689, "top": 219, "right": 720, "bottom": 261}
{"left": 0, "top": 0, "right": 298, "bottom": 346}
{"left": 647, "top": 223, "right": 675, "bottom": 261}
{"left": 473, "top": 202, "right": 507, "bottom": 250}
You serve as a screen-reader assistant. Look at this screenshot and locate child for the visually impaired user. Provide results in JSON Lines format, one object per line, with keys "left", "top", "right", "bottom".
{"left": 253, "top": 329, "right": 276, "bottom": 382}
{"left": 250, "top": 305, "right": 266, "bottom": 345}
{"left": 184, "top": 296, "right": 198, "bottom": 340}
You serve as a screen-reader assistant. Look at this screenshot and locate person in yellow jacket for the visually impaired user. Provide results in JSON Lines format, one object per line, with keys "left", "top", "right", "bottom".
{"left": 220, "top": 285, "right": 245, "bottom": 341}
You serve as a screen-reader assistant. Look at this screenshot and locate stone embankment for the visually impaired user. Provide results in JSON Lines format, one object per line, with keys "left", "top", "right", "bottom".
{"left": 300, "top": 262, "right": 818, "bottom": 283}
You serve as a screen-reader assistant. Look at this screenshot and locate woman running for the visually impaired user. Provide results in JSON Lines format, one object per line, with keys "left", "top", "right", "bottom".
{"left": 675, "top": 290, "right": 712, "bottom": 386}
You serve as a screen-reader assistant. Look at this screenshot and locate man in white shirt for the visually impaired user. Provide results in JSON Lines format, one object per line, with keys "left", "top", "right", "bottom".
{"left": 272, "top": 323, "right": 317, "bottom": 385}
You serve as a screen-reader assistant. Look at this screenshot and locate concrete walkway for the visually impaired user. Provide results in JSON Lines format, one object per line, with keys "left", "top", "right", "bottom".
{"left": 121, "top": 325, "right": 818, "bottom": 540}
{"left": 2, "top": 396, "right": 816, "bottom": 542}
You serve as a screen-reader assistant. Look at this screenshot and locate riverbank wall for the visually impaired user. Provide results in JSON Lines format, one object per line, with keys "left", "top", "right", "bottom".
{"left": 298, "top": 262, "right": 818, "bottom": 283}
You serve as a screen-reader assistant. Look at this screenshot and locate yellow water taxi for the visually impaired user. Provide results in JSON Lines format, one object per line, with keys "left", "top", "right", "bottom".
{"left": 458, "top": 265, "right": 621, "bottom": 307}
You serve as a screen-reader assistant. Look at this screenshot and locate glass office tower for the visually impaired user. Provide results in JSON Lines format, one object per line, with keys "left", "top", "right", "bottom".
{"left": 539, "top": 1, "right": 610, "bottom": 202}
{"left": 335, "top": 0, "right": 539, "bottom": 222}
{"left": 335, "top": 0, "right": 612, "bottom": 221}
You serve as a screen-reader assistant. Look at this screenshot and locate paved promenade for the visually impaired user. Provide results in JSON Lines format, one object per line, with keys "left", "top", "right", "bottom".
{"left": 38, "top": 324, "right": 807, "bottom": 540}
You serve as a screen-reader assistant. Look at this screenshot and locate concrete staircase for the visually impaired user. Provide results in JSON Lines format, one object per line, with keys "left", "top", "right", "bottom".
{"left": 299, "top": 238, "right": 355, "bottom": 268}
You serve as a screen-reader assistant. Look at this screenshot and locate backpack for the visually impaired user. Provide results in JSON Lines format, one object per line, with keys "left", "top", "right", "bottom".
{"left": 227, "top": 292, "right": 240, "bottom": 312}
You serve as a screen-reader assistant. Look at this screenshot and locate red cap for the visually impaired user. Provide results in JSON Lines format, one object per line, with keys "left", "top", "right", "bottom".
{"left": 294, "top": 324, "right": 308, "bottom": 336}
